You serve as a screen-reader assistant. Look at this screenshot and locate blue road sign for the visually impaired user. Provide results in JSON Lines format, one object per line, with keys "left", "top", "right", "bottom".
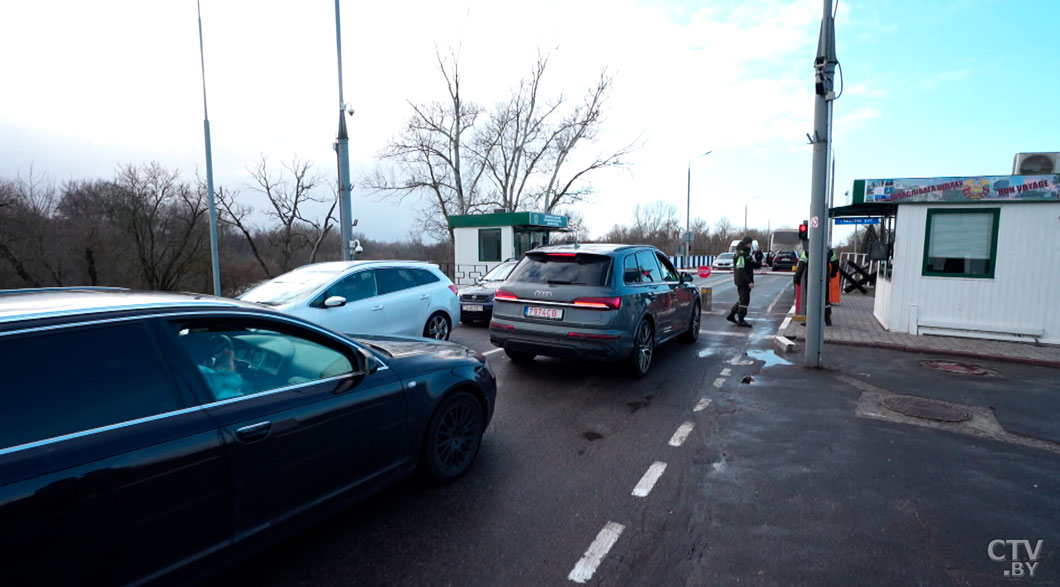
{"left": 834, "top": 217, "right": 880, "bottom": 225}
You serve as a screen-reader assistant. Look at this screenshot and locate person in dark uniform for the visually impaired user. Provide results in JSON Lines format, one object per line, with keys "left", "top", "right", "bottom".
{"left": 794, "top": 245, "right": 840, "bottom": 326}
{"left": 727, "top": 236, "right": 762, "bottom": 327}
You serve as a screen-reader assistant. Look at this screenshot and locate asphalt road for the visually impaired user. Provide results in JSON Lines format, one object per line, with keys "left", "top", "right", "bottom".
{"left": 213, "top": 270, "right": 1060, "bottom": 586}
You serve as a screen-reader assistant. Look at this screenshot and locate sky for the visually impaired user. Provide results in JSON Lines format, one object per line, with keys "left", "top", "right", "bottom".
{"left": 2, "top": 0, "right": 1058, "bottom": 250}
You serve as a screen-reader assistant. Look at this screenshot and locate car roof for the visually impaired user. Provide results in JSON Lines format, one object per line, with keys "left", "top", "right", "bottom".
{"left": 295, "top": 260, "right": 437, "bottom": 273}
{"left": 0, "top": 287, "right": 262, "bottom": 326}
{"left": 529, "top": 243, "right": 651, "bottom": 255}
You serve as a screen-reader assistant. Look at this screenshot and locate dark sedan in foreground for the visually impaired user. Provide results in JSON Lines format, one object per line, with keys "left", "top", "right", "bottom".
{"left": 0, "top": 288, "right": 495, "bottom": 586}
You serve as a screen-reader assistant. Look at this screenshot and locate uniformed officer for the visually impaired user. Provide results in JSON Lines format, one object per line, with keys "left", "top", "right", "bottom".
{"left": 794, "top": 246, "right": 839, "bottom": 326}
{"left": 727, "top": 236, "right": 762, "bottom": 327}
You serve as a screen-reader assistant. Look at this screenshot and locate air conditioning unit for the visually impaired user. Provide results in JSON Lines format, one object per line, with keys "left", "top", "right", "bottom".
{"left": 1012, "top": 152, "right": 1060, "bottom": 175}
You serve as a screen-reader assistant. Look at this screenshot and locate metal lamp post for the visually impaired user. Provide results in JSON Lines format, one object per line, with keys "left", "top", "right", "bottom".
{"left": 334, "top": 0, "right": 354, "bottom": 261}
{"left": 685, "top": 150, "right": 712, "bottom": 266}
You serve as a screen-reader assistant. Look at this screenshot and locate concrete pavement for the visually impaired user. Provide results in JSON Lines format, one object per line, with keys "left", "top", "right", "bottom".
{"left": 780, "top": 290, "right": 1060, "bottom": 368}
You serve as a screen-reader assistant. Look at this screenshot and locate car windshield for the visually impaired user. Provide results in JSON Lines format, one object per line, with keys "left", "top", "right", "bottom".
{"left": 507, "top": 252, "right": 611, "bottom": 286}
{"left": 481, "top": 261, "right": 517, "bottom": 282}
{"left": 239, "top": 265, "right": 347, "bottom": 306}
{"left": 719, "top": 253, "right": 734, "bottom": 260}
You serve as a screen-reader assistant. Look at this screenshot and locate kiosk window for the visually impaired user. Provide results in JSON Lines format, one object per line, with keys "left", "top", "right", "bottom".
{"left": 922, "top": 208, "right": 999, "bottom": 278}
{"left": 479, "top": 229, "right": 502, "bottom": 262}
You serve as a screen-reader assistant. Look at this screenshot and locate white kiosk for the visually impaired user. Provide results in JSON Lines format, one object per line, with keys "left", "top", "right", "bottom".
{"left": 448, "top": 212, "right": 569, "bottom": 285}
{"left": 835, "top": 173, "right": 1060, "bottom": 345}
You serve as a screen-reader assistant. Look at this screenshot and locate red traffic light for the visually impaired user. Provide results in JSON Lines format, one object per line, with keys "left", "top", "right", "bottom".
{"left": 798, "top": 221, "right": 809, "bottom": 240}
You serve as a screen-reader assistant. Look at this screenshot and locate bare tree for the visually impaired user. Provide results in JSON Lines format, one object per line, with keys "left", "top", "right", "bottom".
{"left": 110, "top": 162, "right": 210, "bottom": 291}
{"left": 245, "top": 156, "right": 337, "bottom": 274}
{"left": 371, "top": 47, "right": 637, "bottom": 241}
{"left": 369, "top": 48, "right": 494, "bottom": 241}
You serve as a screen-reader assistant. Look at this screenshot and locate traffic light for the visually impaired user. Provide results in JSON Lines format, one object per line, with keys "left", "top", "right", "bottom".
{"left": 798, "top": 221, "right": 809, "bottom": 241}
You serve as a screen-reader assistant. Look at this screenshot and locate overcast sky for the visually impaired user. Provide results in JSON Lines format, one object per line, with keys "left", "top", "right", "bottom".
{"left": 2, "top": 0, "right": 1058, "bottom": 250}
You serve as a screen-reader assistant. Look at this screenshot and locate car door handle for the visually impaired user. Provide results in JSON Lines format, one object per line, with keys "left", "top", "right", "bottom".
{"left": 235, "top": 421, "right": 272, "bottom": 443}
{"left": 420, "top": 295, "right": 430, "bottom": 300}
{"left": 372, "top": 305, "right": 384, "bottom": 311}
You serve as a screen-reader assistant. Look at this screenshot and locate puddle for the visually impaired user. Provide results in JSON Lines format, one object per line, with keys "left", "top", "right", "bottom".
{"left": 745, "top": 349, "right": 792, "bottom": 368}
{"left": 698, "top": 348, "right": 714, "bottom": 358}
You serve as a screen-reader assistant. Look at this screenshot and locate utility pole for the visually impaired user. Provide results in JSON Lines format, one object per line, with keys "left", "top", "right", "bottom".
{"left": 196, "top": 0, "right": 221, "bottom": 296}
{"left": 334, "top": 0, "right": 353, "bottom": 261}
{"left": 805, "top": 0, "right": 837, "bottom": 368}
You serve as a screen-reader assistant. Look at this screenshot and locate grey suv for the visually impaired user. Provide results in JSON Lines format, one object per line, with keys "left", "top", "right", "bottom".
{"left": 488, "top": 244, "right": 701, "bottom": 376}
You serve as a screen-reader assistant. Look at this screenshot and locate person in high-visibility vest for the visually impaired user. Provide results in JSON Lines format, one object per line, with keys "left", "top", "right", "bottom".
{"left": 726, "top": 236, "right": 762, "bottom": 327}
{"left": 794, "top": 246, "right": 839, "bottom": 326}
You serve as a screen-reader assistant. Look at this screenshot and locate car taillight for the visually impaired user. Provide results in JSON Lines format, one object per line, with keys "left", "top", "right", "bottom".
{"left": 494, "top": 289, "right": 518, "bottom": 302}
{"left": 547, "top": 252, "right": 577, "bottom": 257}
{"left": 572, "top": 297, "right": 621, "bottom": 310}
{"left": 567, "top": 332, "right": 621, "bottom": 340}
{"left": 448, "top": 285, "right": 459, "bottom": 296}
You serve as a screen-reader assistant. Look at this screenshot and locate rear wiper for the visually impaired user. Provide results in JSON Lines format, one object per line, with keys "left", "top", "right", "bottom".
{"left": 547, "top": 280, "right": 585, "bottom": 285}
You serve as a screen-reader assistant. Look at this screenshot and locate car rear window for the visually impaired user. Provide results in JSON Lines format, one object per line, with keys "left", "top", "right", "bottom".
{"left": 507, "top": 252, "right": 612, "bottom": 286}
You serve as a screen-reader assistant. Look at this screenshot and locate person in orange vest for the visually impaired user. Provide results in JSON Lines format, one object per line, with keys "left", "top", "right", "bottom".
{"left": 794, "top": 245, "right": 839, "bottom": 326}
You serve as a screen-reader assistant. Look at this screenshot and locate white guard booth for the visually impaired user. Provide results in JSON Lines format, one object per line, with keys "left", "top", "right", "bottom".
{"left": 843, "top": 173, "right": 1060, "bottom": 345}
{"left": 448, "top": 212, "right": 569, "bottom": 285}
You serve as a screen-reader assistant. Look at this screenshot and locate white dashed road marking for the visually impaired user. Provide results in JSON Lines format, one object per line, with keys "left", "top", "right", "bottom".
{"left": 713, "top": 377, "right": 726, "bottom": 388}
{"left": 483, "top": 348, "right": 503, "bottom": 356}
{"left": 727, "top": 355, "right": 754, "bottom": 366}
{"left": 668, "top": 422, "right": 695, "bottom": 447}
{"left": 699, "top": 330, "right": 748, "bottom": 337}
{"left": 694, "top": 397, "right": 712, "bottom": 412}
{"left": 632, "top": 462, "right": 668, "bottom": 497}
{"left": 720, "top": 368, "right": 732, "bottom": 376}
{"left": 568, "top": 522, "right": 626, "bottom": 583}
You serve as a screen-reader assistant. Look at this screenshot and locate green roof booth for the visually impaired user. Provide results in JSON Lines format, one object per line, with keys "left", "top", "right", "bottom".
{"left": 448, "top": 212, "right": 569, "bottom": 285}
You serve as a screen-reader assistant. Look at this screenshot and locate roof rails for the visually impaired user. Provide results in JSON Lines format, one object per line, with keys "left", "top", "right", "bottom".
{"left": 0, "top": 286, "right": 131, "bottom": 296}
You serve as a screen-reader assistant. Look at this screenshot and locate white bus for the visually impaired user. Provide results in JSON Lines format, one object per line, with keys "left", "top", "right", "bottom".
{"left": 769, "top": 229, "right": 801, "bottom": 253}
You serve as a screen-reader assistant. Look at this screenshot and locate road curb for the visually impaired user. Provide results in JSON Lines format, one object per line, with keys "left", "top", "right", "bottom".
{"left": 785, "top": 336, "right": 1060, "bottom": 370}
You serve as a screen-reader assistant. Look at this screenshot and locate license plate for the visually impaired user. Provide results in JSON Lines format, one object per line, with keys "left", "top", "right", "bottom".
{"left": 463, "top": 304, "right": 484, "bottom": 312}
{"left": 524, "top": 306, "right": 563, "bottom": 320}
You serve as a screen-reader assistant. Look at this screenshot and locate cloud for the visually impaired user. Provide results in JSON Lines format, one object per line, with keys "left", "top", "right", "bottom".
{"left": 921, "top": 69, "right": 972, "bottom": 91}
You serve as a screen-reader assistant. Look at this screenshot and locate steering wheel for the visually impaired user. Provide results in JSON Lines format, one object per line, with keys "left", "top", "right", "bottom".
{"left": 205, "top": 334, "right": 235, "bottom": 371}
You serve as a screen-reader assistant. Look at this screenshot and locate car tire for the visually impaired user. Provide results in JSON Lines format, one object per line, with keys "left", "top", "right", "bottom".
{"left": 422, "top": 391, "right": 484, "bottom": 483}
{"left": 505, "top": 349, "right": 535, "bottom": 363}
{"left": 629, "top": 318, "right": 655, "bottom": 378}
{"left": 680, "top": 302, "right": 701, "bottom": 343}
{"left": 424, "top": 312, "right": 452, "bottom": 340}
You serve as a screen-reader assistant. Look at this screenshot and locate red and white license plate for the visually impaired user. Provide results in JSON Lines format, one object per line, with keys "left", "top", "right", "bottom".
{"left": 524, "top": 306, "right": 563, "bottom": 320}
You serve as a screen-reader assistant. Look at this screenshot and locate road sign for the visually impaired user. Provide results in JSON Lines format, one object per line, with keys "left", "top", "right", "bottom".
{"left": 683, "top": 231, "right": 694, "bottom": 244}
{"left": 810, "top": 216, "right": 819, "bottom": 228}
{"left": 834, "top": 217, "right": 880, "bottom": 225}
{"left": 698, "top": 265, "right": 712, "bottom": 278}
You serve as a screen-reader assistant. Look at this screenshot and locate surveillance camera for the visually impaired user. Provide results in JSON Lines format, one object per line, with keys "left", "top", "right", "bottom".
{"left": 344, "top": 103, "right": 355, "bottom": 116}
{"left": 354, "top": 245, "right": 364, "bottom": 254}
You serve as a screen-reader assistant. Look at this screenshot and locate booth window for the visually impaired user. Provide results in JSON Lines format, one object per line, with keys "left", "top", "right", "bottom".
{"left": 478, "top": 228, "right": 502, "bottom": 262}
{"left": 922, "top": 208, "right": 999, "bottom": 278}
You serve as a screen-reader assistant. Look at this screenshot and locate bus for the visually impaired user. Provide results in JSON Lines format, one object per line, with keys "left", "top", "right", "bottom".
{"left": 769, "top": 229, "right": 801, "bottom": 254}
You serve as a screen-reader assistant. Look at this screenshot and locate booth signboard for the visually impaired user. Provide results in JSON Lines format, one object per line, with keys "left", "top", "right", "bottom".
{"left": 527, "top": 213, "right": 568, "bottom": 228}
{"left": 834, "top": 217, "right": 880, "bottom": 225}
{"left": 853, "top": 174, "right": 1060, "bottom": 205}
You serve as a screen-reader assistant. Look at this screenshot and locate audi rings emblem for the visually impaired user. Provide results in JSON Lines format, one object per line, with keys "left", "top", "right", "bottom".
{"left": 533, "top": 290, "right": 553, "bottom": 298}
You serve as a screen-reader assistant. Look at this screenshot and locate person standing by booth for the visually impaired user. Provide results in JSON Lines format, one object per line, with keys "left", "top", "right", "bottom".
{"left": 794, "top": 245, "right": 839, "bottom": 326}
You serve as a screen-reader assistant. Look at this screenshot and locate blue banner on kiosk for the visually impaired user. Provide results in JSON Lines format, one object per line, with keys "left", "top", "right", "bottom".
{"left": 861, "top": 174, "right": 1059, "bottom": 204}
{"left": 834, "top": 217, "right": 880, "bottom": 225}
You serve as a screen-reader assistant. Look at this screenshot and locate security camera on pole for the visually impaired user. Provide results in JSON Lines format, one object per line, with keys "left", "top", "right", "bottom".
{"left": 805, "top": 0, "right": 838, "bottom": 368}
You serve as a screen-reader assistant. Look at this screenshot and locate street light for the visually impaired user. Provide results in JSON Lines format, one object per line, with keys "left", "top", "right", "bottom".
{"left": 686, "top": 150, "right": 712, "bottom": 266}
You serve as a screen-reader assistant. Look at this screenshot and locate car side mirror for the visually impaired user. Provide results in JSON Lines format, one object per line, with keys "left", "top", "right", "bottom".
{"left": 680, "top": 272, "right": 693, "bottom": 283}
{"left": 324, "top": 296, "right": 347, "bottom": 308}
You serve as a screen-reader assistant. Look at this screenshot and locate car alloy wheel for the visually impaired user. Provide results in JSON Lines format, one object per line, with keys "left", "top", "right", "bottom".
{"left": 631, "top": 319, "right": 654, "bottom": 377}
{"left": 424, "top": 392, "right": 484, "bottom": 482}
{"left": 425, "top": 312, "right": 451, "bottom": 340}
{"left": 681, "top": 303, "right": 701, "bottom": 343}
